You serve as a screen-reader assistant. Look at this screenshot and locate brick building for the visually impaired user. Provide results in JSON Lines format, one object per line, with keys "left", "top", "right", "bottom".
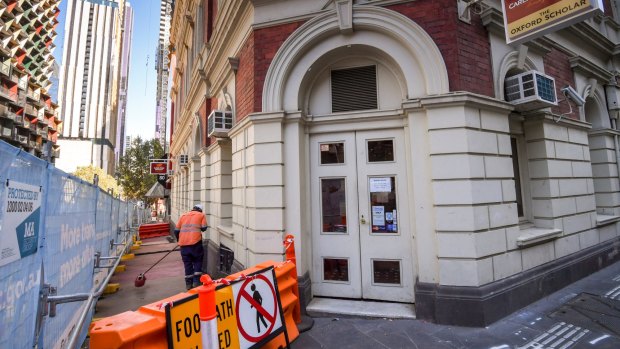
{"left": 168, "top": 0, "right": 620, "bottom": 326}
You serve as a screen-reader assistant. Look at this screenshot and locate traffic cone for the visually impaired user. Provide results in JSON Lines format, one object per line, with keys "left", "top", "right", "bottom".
{"left": 198, "top": 275, "right": 218, "bottom": 348}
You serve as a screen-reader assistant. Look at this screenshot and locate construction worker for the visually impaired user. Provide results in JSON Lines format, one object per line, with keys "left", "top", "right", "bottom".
{"left": 174, "top": 204, "right": 208, "bottom": 290}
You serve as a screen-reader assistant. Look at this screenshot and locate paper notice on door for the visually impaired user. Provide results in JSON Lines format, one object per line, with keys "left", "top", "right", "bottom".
{"left": 372, "top": 206, "right": 385, "bottom": 226}
{"left": 369, "top": 178, "right": 391, "bottom": 192}
{"left": 393, "top": 210, "right": 397, "bottom": 223}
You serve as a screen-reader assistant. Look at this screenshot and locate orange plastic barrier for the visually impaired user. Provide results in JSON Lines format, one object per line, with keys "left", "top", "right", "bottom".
{"left": 90, "top": 238, "right": 302, "bottom": 349}
{"left": 138, "top": 223, "right": 170, "bottom": 239}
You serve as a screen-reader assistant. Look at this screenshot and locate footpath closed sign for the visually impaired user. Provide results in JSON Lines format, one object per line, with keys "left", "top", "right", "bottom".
{"left": 0, "top": 180, "right": 42, "bottom": 267}
{"left": 165, "top": 267, "right": 289, "bottom": 349}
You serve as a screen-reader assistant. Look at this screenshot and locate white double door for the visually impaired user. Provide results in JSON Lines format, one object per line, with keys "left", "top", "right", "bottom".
{"left": 310, "top": 129, "right": 414, "bottom": 303}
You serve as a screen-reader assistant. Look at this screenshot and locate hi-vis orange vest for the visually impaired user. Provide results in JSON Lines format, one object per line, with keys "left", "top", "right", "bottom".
{"left": 175, "top": 211, "right": 207, "bottom": 246}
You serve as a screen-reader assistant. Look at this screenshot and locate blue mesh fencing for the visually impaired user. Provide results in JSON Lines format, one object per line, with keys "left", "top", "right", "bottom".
{"left": 0, "top": 143, "right": 47, "bottom": 349}
{"left": 0, "top": 141, "right": 146, "bottom": 348}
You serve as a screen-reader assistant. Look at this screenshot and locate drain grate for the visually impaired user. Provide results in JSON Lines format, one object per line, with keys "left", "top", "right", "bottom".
{"left": 517, "top": 322, "right": 588, "bottom": 349}
{"left": 548, "top": 293, "right": 620, "bottom": 337}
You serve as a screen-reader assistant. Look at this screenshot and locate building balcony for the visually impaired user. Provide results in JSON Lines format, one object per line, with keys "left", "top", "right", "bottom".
{"left": 0, "top": 85, "right": 17, "bottom": 102}
{"left": 17, "top": 75, "right": 27, "bottom": 90}
{"left": 16, "top": 134, "right": 28, "bottom": 145}
{"left": 0, "top": 125, "right": 14, "bottom": 140}
{"left": 16, "top": 115, "right": 30, "bottom": 130}
{"left": 24, "top": 104, "right": 37, "bottom": 117}
{"left": 0, "top": 59, "right": 10, "bottom": 76}
{"left": 0, "top": 107, "right": 18, "bottom": 122}
{"left": 26, "top": 88, "right": 39, "bottom": 101}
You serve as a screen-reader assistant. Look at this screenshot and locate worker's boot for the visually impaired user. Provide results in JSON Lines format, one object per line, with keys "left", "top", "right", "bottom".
{"left": 185, "top": 277, "right": 193, "bottom": 290}
{"left": 192, "top": 272, "right": 202, "bottom": 288}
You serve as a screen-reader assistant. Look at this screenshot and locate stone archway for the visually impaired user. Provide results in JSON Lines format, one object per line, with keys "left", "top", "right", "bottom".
{"left": 262, "top": 5, "right": 449, "bottom": 112}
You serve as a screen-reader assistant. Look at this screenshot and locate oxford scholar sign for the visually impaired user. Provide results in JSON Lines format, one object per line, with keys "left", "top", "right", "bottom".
{"left": 502, "top": 0, "right": 604, "bottom": 45}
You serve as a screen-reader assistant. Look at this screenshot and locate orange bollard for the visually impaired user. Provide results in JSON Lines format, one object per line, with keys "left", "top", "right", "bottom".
{"left": 283, "top": 234, "right": 296, "bottom": 266}
{"left": 282, "top": 235, "right": 302, "bottom": 325}
{"left": 198, "top": 275, "right": 218, "bottom": 349}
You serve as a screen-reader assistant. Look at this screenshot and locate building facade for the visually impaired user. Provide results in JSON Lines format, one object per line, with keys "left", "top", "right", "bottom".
{"left": 155, "top": 0, "right": 173, "bottom": 147}
{"left": 115, "top": 2, "right": 133, "bottom": 165}
{"left": 168, "top": 0, "right": 620, "bottom": 326}
{"left": 56, "top": 0, "right": 127, "bottom": 175}
{"left": 0, "top": 0, "right": 63, "bottom": 161}
{"left": 124, "top": 134, "right": 131, "bottom": 155}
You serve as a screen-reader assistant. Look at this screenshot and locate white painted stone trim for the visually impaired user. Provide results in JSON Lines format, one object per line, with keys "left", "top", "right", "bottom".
{"left": 516, "top": 226, "right": 563, "bottom": 247}
{"left": 596, "top": 214, "right": 620, "bottom": 227}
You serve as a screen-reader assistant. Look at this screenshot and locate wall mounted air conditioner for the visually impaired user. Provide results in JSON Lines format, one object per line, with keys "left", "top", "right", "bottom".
{"left": 179, "top": 154, "right": 188, "bottom": 166}
{"left": 207, "top": 110, "right": 233, "bottom": 137}
{"left": 505, "top": 71, "right": 557, "bottom": 112}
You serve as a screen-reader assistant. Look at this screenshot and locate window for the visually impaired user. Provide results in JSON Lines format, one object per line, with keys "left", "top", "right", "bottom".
{"left": 510, "top": 133, "right": 531, "bottom": 221}
{"left": 321, "top": 178, "right": 347, "bottom": 233}
{"left": 331, "top": 65, "right": 377, "bottom": 113}
{"left": 323, "top": 258, "right": 349, "bottom": 282}
{"left": 194, "top": 3, "right": 204, "bottom": 59}
{"left": 367, "top": 139, "right": 394, "bottom": 162}
{"left": 511, "top": 137, "right": 524, "bottom": 217}
{"left": 320, "top": 143, "right": 344, "bottom": 164}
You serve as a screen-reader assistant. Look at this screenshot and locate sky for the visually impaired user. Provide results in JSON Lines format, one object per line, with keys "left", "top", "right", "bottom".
{"left": 54, "top": 0, "right": 161, "bottom": 141}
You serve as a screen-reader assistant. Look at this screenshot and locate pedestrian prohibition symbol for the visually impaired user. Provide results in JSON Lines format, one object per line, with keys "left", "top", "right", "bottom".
{"left": 165, "top": 266, "right": 289, "bottom": 349}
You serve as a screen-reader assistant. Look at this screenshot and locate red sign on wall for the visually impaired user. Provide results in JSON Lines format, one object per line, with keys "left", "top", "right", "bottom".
{"left": 150, "top": 162, "right": 168, "bottom": 175}
{"left": 502, "top": 0, "right": 603, "bottom": 45}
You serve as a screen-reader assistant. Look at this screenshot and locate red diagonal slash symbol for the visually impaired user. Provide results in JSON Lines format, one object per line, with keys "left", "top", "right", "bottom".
{"left": 240, "top": 289, "right": 275, "bottom": 324}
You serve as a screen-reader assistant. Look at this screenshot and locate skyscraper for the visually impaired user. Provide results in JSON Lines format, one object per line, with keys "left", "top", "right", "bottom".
{"left": 124, "top": 134, "right": 131, "bottom": 155}
{"left": 0, "top": 0, "right": 63, "bottom": 161}
{"left": 155, "top": 0, "right": 173, "bottom": 147}
{"left": 56, "top": 0, "right": 127, "bottom": 175}
{"left": 115, "top": 2, "right": 133, "bottom": 166}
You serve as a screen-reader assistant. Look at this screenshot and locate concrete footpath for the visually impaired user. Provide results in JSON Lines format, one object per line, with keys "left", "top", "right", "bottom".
{"left": 296, "top": 261, "right": 620, "bottom": 349}
{"left": 93, "top": 237, "right": 620, "bottom": 348}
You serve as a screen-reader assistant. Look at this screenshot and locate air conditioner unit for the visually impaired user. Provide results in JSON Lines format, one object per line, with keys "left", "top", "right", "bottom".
{"left": 207, "top": 110, "right": 233, "bottom": 137}
{"left": 505, "top": 71, "right": 557, "bottom": 112}
{"left": 179, "top": 154, "right": 188, "bottom": 166}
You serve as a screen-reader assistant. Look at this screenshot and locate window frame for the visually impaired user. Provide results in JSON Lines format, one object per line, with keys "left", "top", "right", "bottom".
{"left": 510, "top": 132, "right": 533, "bottom": 224}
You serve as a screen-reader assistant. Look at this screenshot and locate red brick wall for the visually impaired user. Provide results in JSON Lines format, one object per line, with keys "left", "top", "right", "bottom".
{"left": 199, "top": 99, "right": 211, "bottom": 147}
{"left": 234, "top": 21, "right": 305, "bottom": 120}
{"left": 388, "top": 0, "right": 494, "bottom": 97}
{"left": 204, "top": 0, "right": 214, "bottom": 43}
{"left": 603, "top": 0, "right": 613, "bottom": 17}
{"left": 543, "top": 48, "right": 579, "bottom": 119}
{"left": 206, "top": 97, "right": 217, "bottom": 145}
{"left": 253, "top": 22, "right": 305, "bottom": 114}
{"left": 236, "top": 31, "right": 255, "bottom": 122}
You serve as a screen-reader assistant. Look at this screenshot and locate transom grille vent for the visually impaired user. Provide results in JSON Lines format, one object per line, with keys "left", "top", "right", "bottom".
{"left": 331, "top": 65, "right": 378, "bottom": 113}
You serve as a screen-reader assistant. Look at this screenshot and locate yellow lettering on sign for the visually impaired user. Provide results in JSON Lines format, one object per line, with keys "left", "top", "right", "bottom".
{"left": 215, "top": 287, "right": 240, "bottom": 349}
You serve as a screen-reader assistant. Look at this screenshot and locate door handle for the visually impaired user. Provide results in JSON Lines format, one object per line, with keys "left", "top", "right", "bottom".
{"left": 360, "top": 215, "right": 366, "bottom": 224}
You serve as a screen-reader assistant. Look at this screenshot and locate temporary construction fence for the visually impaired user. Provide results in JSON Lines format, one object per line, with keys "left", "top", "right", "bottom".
{"left": 0, "top": 140, "right": 149, "bottom": 349}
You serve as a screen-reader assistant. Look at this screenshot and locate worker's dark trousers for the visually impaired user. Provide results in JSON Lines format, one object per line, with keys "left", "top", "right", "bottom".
{"left": 180, "top": 241, "right": 204, "bottom": 287}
